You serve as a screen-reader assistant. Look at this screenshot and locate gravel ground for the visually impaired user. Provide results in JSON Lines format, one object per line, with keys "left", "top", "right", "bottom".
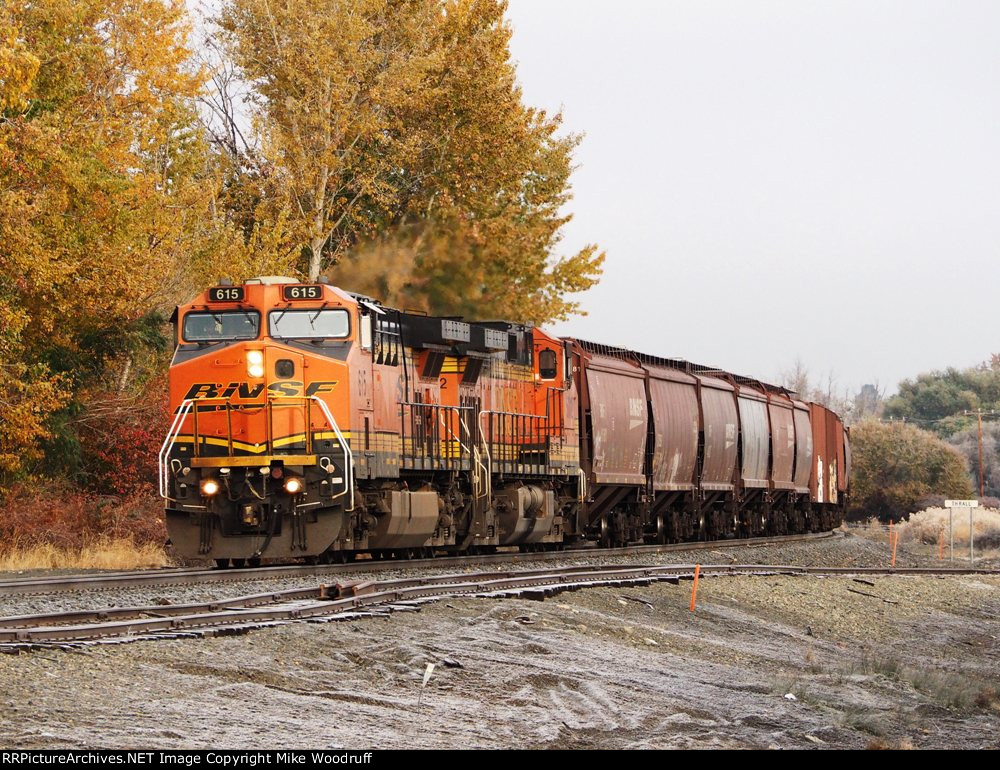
{"left": 0, "top": 532, "right": 998, "bottom": 749}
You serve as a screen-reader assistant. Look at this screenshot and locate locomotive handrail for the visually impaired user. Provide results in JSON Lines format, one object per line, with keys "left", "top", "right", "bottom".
{"left": 398, "top": 401, "right": 474, "bottom": 471}
{"left": 463, "top": 413, "right": 491, "bottom": 504}
{"left": 159, "top": 399, "right": 195, "bottom": 499}
{"left": 434, "top": 410, "right": 490, "bottom": 502}
{"left": 471, "top": 445, "right": 490, "bottom": 503}
{"left": 476, "top": 409, "right": 494, "bottom": 502}
{"left": 478, "top": 408, "right": 551, "bottom": 475}
{"left": 301, "top": 395, "right": 354, "bottom": 513}
{"left": 158, "top": 396, "right": 354, "bottom": 512}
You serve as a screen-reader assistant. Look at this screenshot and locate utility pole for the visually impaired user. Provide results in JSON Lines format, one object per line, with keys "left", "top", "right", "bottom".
{"left": 978, "top": 411, "right": 984, "bottom": 497}
{"left": 963, "top": 409, "right": 994, "bottom": 497}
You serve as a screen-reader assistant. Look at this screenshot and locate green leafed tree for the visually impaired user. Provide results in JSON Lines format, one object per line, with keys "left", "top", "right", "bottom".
{"left": 848, "top": 420, "right": 974, "bottom": 521}
{"left": 883, "top": 361, "right": 1000, "bottom": 437}
{"left": 218, "top": 0, "right": 603, "bottom": 323}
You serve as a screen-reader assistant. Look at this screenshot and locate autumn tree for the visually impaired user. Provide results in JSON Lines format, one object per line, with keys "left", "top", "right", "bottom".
{"left": 0, "top": 0, "right": 223, "bottom": 485}
{"left": 0, "top": 12, "right": 57, "bottom": 479}
{"left": 848, "top": 420, "right": 974, "bottom": 521}
{"left": 218, "top": 0, "right": 602, "bottom": 323}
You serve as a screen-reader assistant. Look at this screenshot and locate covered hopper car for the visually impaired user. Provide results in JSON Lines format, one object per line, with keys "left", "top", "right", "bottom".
{"left": 160, "top": 277, "right": 849, "bottom": 565}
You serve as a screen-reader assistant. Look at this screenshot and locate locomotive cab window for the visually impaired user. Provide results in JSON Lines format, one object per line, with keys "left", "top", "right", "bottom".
{"left": 538, "top": 348, "right": 558, "bottom": 380}
{"left": 182, "top": 311, "right": 260, "bottom": 342}
{"left": 269, "top": 309, "right": 350, "bottom": 339}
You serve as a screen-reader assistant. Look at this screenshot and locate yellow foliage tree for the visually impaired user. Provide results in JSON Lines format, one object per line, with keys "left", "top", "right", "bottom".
{"left": 220, "top": 0, "right": 603, "bottom": 323}
{"left": 0, "top": 0, "right": 224, "bottom": 483}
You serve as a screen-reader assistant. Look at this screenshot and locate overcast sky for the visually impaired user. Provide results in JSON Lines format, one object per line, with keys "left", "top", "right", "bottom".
{"left": 505, "top": 0, "right": 1000, "bottom": 393}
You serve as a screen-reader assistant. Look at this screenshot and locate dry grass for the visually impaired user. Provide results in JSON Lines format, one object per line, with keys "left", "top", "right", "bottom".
{"left": 0, "top": 538, "right": 169, "bottom": 571}
{"left": 895, "top": 507, "right": 1000, "bottom": 550}
{"left": 0, "top": 482, "right": 167, "bottom": 572}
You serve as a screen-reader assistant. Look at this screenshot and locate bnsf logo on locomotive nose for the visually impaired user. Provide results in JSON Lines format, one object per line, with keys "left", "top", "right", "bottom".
{"left": 183, "top": 381, "right": 338, "bottom": 399}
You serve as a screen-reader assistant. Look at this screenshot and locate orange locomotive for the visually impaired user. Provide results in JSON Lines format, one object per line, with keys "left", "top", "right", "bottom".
{"left": 161, "top": 277, "right": 848, "bottom": 565}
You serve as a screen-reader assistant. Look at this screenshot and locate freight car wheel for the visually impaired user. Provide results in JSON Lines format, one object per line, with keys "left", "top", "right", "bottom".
{"left": 654, "top": 514, "right": 666, "bottom": 544}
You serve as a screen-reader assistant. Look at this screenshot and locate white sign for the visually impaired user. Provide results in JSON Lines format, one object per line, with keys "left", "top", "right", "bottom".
{"left": 945, "top": 499, "right": 979, "bottom": 508}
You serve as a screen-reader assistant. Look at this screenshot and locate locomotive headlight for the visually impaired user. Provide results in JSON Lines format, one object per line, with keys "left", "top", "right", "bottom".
{"left": 246, "top": 350, "right": 265, "bottom": 378}
{"left": 284, "top": 477, "right": 303, "bottom": 495}
{"left": 200, "top": 478, "right": 220, "bottom": 496}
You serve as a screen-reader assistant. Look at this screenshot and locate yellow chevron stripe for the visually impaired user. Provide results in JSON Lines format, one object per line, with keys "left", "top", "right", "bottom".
{"left": 175, "top": 432, "right": 354, "bottom": 455}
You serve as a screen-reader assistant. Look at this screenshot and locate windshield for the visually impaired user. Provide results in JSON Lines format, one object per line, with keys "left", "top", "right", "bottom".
{"left": 183, "top": 311, "right": 260, "bottom": 342}
{"left": 269, "top": 309, "right": 350, "bottom": 339}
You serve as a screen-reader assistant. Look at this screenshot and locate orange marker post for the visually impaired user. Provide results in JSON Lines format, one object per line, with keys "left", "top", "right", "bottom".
{"left": 689, "top": 564, "right": 701, "bottom": 612}
{"left": 891, "top": 530, "right": 898, "bottom": 568}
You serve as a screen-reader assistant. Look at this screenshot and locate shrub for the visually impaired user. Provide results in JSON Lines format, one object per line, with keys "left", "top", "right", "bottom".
{"left": 0, "top": 481, "right": 165, "bottom": 555}
{"left": 849, "top": 420, "right": 974, "bottom": 521}
{"left": 76, "top": 389, "right": 171, "bottom": 497}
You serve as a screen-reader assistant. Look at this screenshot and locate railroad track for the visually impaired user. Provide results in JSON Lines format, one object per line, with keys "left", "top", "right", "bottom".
{"left": 0, "top": 531, "right": 836, "bottom": 597}
{"left": 1, "top": 561, "right": 997, "bottom": 652}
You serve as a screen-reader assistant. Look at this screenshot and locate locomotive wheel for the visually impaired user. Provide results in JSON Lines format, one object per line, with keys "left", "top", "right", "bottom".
{"left": 214, "top": 558, "right": 230, "bottom": 570}
{"left": 248, "top": 557, "right": 262, "bottom": 568}
{"left": 231, "top": 558, "right": 246, "bottom": 569}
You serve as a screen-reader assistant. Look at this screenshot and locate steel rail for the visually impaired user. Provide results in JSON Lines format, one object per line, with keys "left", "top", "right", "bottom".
{"left": 0, "top": 532, "right": 836, "bottom": 597}
{"left": 1, "top": 561, "right": 997, "bottom": 650}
